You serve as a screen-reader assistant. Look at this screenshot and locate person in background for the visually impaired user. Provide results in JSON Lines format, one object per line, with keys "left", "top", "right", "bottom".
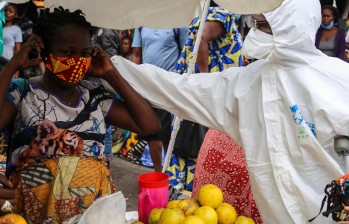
{"left": 0, "top": 7, "right": 159, "bottom": 223}
{"left": 2, "top": 3, "right": 22, "bottom": 62}
{"left": 0, "top": 2, "right": 5, "bottom": 58}
{"left": 174, "top": 5, "right": 262, "bottom": 222}
{"left": 120, "top": 36, "right": 133, "bottom": 61}
{"left": 315, "top": 5, "right": 346, "bottom": 60}
{"left": 16, "top": 1, "right": 37, "bottom": 43}
{"left": 17, "top": 1, "right": 42, "bottom": 79}
{"left": 118, "top": 29, "right": 134, "bottom": 41}
{"left": 132, "top": 26, "right": 189, "bottom": 172}
{"left": 92, "top": 27, "right": 120, "bottom": 58}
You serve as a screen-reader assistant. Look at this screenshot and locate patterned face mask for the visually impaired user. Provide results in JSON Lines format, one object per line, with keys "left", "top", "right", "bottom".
{"left": 44, "top": 54, "right": 92, "bottom": 83}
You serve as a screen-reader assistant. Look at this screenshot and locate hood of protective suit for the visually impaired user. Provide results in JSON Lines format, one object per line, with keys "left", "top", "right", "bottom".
{"left": 262, "top": 0, "right": 323, "bottom": 68}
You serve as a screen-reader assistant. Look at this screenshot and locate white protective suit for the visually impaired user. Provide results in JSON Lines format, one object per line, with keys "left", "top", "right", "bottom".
{"left": 111, "top": 0, "right": 349, "bottom": 223}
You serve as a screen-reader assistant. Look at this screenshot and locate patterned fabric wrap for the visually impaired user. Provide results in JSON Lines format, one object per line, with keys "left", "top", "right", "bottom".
{"left": 169, "top": 7, "right": 244, "bottom": 192}
{"left": 166, "top": 155, "right": 196, "bottom": 191}
{"left": 12, "top": 156, "right": 116, "bottom": 224}
{"left": 175, "top": 7, "right": 243, "bottom": 74}
{"left": 44, "top": 54, "right": 92, "bottom": 83}
{"left": 192, "top": 129, "right": 262, "bottom": 223}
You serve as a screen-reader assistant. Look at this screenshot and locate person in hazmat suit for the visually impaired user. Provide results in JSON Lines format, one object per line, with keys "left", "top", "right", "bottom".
{"left": 110, "top": 0, "right": 349, "bottom": 222}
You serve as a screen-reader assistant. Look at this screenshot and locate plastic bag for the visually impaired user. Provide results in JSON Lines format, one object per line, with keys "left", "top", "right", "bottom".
{"left": 64, "top": 191, "right": 126, "bottom": 224}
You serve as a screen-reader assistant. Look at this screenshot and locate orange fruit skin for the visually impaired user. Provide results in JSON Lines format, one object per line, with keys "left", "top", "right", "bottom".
{"left": 194, "top": 206, "right": 219, "bottom": 224}
{"left": 0, "top": 214, "right": 27, "bottom": 224}
{"left": 198, "top": 184, "right": 223, "bottom": 209}
{"left": 216, "top": 203, "right": 237, "bottom": 224}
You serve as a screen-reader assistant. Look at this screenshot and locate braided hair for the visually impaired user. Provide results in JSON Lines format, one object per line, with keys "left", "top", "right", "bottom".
{"left": 33, "top": 7, "right": 92, "bottom": 57}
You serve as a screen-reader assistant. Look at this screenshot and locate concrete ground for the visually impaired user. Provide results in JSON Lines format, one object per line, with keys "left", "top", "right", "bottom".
{"left": 109, "top": 156, "right": 153, "bottom": 212}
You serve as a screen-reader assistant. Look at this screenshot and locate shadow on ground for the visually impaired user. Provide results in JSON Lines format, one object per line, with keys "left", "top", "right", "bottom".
{"left": 110, "top": 156, "right": 153, "bottom": 211}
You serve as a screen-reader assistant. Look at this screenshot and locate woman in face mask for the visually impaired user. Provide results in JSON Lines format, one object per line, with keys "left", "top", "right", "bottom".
{"left": 0, "top": 7, "right": 160, "bottom": 223}
{"left": 315, "top": 5, "right": 346, "bottom": 60}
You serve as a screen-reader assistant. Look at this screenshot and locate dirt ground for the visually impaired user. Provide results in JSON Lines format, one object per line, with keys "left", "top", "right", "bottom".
{"left": 109, "top": 156, "right": 153, "bottom": 212}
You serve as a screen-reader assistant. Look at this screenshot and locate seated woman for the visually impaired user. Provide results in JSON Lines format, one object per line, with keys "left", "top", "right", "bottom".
{"left": 0, "top": 7, "right": 160, "bottom": 224}
{"left": 315, "top": 5, "right": 346, "bottom": 60}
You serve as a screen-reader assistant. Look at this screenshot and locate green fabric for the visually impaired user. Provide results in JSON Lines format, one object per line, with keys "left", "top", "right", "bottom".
{"left": 0, "top": 5, "right": 5, "bottom": 56}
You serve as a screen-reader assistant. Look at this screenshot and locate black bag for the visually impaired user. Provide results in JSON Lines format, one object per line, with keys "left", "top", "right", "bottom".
{"left": 173, "top": 120, "right": 208, "bottom": 158}
{"left": 309, "top": 177, "right": 349, "bottom": 222}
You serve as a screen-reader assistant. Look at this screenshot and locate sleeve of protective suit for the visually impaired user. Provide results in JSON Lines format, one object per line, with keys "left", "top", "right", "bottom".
{"left": 110, "top": 55, "right": 240, "bottom": 134}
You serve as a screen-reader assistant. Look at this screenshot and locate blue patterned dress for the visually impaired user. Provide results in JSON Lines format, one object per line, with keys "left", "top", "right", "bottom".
{"left": 166, "top": 7, "right": 243, "bottom": 192}
{"left": 175, "top": 7, "right": 243, "bottom": 74}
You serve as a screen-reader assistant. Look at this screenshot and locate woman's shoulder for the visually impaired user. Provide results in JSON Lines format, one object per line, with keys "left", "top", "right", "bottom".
{"left": 8, "top": 25, "right": 22, "bottom": 32}
{"left": 336, "top": 27, "right": 346, "bottom": 36}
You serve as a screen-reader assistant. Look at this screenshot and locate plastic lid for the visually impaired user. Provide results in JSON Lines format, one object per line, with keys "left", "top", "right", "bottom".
{"left": 138, "top": 172, "right": 169, "bottom": 188}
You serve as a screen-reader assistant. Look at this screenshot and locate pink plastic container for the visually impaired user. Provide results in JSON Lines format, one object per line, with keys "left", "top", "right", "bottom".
{"left": 138, "top": 172, "right": 169, "bottom": 223}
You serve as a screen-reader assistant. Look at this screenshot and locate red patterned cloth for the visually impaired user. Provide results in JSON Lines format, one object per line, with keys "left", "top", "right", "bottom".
{"left": 192, "top": 129, "right": 262, "bottom": 223}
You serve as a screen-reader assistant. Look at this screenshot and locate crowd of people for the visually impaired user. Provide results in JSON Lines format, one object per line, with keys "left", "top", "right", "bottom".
{"left": 0, "top": 0, "right": 347, "bottom": 223}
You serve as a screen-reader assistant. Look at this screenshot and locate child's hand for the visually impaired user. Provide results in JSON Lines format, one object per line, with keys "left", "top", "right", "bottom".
{"left": 11, "top": 34, "right": 44, "bottom": 70}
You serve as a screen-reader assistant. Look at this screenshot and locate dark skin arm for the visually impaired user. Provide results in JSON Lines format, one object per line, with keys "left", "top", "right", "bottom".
{"left": 197, "top": 21, "right": 224, "bottom": 73}
{"left": 0, "top": 175, "right": 15, "bottom": 212}
{"left": 14, "top": 42, "right": 21, "bottom": 55}
{"left": 12, "top": 43, "right": 22, "bottom": 78}
{"left": 90, "top": 47, "right": 160, "bottom": 135}
{"left": 132, "top": 47, "right": 142, "bottom": 64}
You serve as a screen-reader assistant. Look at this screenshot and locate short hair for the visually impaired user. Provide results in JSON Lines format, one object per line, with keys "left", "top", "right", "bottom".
{"left": 5, "top": 3, "right": 18, "bottom": 13}
{"left": 33, "top": 7, "right": 92, "bottom": 56}
{"left": 121, "top": 36, "right": 132, "bottom": 43}
{"left": 322, "top": 5, "right": 340, "bottom": 24}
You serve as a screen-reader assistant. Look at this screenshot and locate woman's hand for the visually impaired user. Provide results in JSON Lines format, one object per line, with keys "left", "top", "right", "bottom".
{"left": 90, "top": 46, "right": 115, "bottom": 80}
{"left": 10, "top": 34, "right": 44, "bottom": 71}
{"left": 0, "top": 175, "right": 15, "bottom": 214}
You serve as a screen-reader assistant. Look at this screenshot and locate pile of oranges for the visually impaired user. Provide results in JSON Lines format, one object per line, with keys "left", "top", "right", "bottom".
{"left": 134, "top": 184, "right": 255, "bottom": 224}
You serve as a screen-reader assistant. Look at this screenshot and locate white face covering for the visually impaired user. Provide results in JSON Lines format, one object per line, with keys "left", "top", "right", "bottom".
{"left": 242, "top": 28, "right": 274, "bottom": 60}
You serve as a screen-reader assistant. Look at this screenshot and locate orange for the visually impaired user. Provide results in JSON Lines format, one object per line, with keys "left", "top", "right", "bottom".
{"left": 176, "top": 198, "right": 200, "bottom": 216}
{"left": 197, "top": 184, "right": 223, "bottom": 209}
{"left": 235, "top": 216, "right": 255, "bottom": 224}
{"left": 0, "top": 214, "right": 27, "bottom": 224}
{"left": 216, "top": 203, "right": 237, "bottom": 224}
{"left": 194, "top": 206, "right": 218, "bottom": 224}
{"left": 158, "top": 208, "right": 185, "bottom": 224}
